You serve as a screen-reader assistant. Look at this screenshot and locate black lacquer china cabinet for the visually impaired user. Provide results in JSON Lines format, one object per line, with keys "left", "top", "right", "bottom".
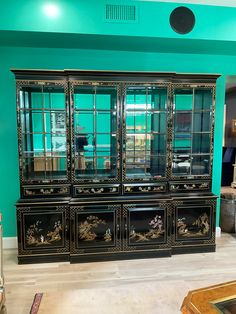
{"left": 12, "top": 69, "right": 219, "bottom": 264}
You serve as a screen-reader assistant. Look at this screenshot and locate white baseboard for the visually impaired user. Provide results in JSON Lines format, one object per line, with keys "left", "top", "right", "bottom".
{"left": 3, "top": 237, "right": 17, "bottom": 249}
{"left": 216, "top": 226, "right": 221, "bottom": 237}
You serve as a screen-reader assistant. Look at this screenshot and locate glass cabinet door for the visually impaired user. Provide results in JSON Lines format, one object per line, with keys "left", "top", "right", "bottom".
{"left": 124, "top": 86, "right": 168, "bottom": 180}
{"left": 18, "top": 83, "right": 68, "bottom": 182}
{"left": 172, "top": 88, "right": 213, "bottom": 177}
{"left": 72, "top": 84, "right": 119, "bottom": 181}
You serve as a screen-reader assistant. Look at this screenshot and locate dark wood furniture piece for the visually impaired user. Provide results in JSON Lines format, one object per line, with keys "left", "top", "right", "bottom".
{"left": 181, "top": 281, "right": 236, "bottom": 313}
{"left": 12, "top": 69, "right": 219, "bottom": 264}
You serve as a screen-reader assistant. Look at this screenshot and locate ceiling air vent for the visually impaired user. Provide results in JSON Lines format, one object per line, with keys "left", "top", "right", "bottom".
{"left": 105, "top": 4, "right": 137, "bottom": 22}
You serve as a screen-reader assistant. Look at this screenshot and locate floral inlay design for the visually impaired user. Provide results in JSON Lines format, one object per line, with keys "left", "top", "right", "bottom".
{"left": 129, "top": 215, "right": 164, "bottom": 242}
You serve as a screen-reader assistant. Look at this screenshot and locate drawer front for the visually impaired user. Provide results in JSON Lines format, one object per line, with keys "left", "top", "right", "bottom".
{"left": 16, "top": 205, "right": 69, "bottom": 256}
{"left": 73, "top": 184, "right": 120, "bottom": 196}
{"left": 124, "top": 183, "right": 167, "bottom": 194}
{"left": 169, "top": 181, "right": 210, "bottom": 192}
{"left": 22, "top": 185, "right": 71, "bottom": 197}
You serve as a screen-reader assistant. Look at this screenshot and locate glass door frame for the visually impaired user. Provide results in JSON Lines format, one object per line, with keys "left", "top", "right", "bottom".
{"left": 122, "top": 82, "right": 172, "bottom": 182}
{"left": 16, "top": 79, "right": 70, "bottom": 184}
{"left": 170, "top": 84, "right": 216, "bottom": 180}
{"left": 70, "top": 80, "right": 121, "bottom": 184}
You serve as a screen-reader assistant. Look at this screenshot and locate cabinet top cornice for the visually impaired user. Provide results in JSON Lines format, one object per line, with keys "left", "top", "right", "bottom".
{"left": 11, "top": 69, "right": 221, "bottom": 83}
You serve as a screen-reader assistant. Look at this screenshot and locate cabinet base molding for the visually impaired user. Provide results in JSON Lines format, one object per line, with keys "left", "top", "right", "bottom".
{"left": 18, "top": 254, "right": 70, "bottom": 264}
{"left": 70, "top": 250, "right": 171, "bottom": 264}
{"left": 172, "top": 245, "right": 216, "bottom": 255}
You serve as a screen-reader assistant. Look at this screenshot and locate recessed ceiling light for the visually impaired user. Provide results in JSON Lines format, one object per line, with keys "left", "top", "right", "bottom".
{"left": 43, "top": 3, "right": 60, "bottom": 18}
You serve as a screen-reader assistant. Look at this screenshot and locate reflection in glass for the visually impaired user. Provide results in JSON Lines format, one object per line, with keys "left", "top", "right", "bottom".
{"left": 193, "top": 112, "right": 211, "bottom": 132}
{"left": 194, "top": 89, "right": 212, "bottom": 110}
{"left": 125, "top": 86, "right": 168, "bottom": 179}
{"left": 19, "top": 85, "right": 67, "bottom": 180}
{"left": 73, "top": 85, "right": 118, "bottom": 180}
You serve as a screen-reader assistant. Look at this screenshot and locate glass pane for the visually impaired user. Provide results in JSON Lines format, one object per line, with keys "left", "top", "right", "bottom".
{"left": 75, "top": 134, "right": 91, "bottom": 153}
{"left": 20, "top": 112, "right": 31, "bottom": 133}
{"left": 173, "top": 138, "right": 191, "bottom": 154}
{"left": 74, "top": 90, "right": 94, "bottom": 110}
{"left": 153, "top": 113, "right": 167, "bottom": 133}
{"left": 126, "top": 112, "right": 149, "bottom": 133}
{"left": 174, "top": 112, "right": 191, "bottom": 133}
{"left": 193, "top": 112, "right": 211, "bottom": 132}
{"left": 23, "top": 156, "right": 67, "bottom": 180}
{"left": 174, "top": 89, "right": 193, "bottom": 110}
{"left": 51, "top": 135, "right": 67, "bottom": 153}
{"left": 125, "top": 86, "right": 167, "bottom": 111}
{"left": 97, "top": 134, "right": 112, "bottom": 152}
{"left": 192, "top": 134, "right": 211, "bottom": 154}
{"left": 32, "top": 134, "right": 44, "bottom": 152}
{"left": 31, "top": 90, "right": 43, "bottom": 109}
{"left": 51, "top": 112, "right": 66, "bottom": 133}
{"left": 150, "top": 156, "right": 166, "bottom": 177}
{"left": 172, "top": 154, "right": 191, "bottom": 175}
{"left": 97, "top": 112, "right": 110, "bottom": 133}
{"left": 32, "top": 112, "right": 43, "bottom": 133}
{"left": 152, "top": 135, "right": 166, "bottom": 154}
{"left": 96, "top": 87, "right": 117, "bottom": 110}
{"left": 126, "top": 87, "right": 147, "bottom": 110}
{"left": 19, "top": 90, "right": 29, "bottom": 109}
{"left": 192, "top": 155, "right": 210, "bottom": 175}
{"left": 44, "top": 87, "right": 65, "bottom": 109}
{"left": 194, "top": 89, "right": 213, "bottom": 110}
{"left": 75, "top": 112, "right": 93, "bottom": 134}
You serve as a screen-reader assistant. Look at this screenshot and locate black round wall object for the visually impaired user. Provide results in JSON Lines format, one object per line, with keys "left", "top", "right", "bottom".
{"left": 170, "top": 6, "right": 195, "bottom": 34}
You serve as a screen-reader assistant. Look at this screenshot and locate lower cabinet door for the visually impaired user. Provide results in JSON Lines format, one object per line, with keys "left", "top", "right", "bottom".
{"left": 70, "top": 205, "right": 122, "bottom": 257}
{"left": 123, "top": 202, "right": 171, "bottom": 253}
{"left": 172, "top": 197, "right": 216, "bottom": 252}
{"left": 17, "top": 205, "right": 69, "bottom": 261}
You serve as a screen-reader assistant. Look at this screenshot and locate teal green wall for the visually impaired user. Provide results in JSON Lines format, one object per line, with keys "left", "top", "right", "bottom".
{"left": 0, "top": 46, "right": 230, "bottom": 236}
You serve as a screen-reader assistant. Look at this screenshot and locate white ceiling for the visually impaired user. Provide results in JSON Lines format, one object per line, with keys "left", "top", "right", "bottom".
{"left": 135, "top": 0, "right": 236, "bottom": 7}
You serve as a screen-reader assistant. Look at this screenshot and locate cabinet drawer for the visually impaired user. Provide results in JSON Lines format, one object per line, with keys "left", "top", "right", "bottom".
{"left": 73, "top": 184, "right": 120, "bottom": 197}
{"left": 124, "top": 183, "right": 166, "bottom": 194}
{"left": 169, "top": 181, "right": 210, "bottom": 193}
{"left": 22, "top": 185, "right": 71, "bottom": 197}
